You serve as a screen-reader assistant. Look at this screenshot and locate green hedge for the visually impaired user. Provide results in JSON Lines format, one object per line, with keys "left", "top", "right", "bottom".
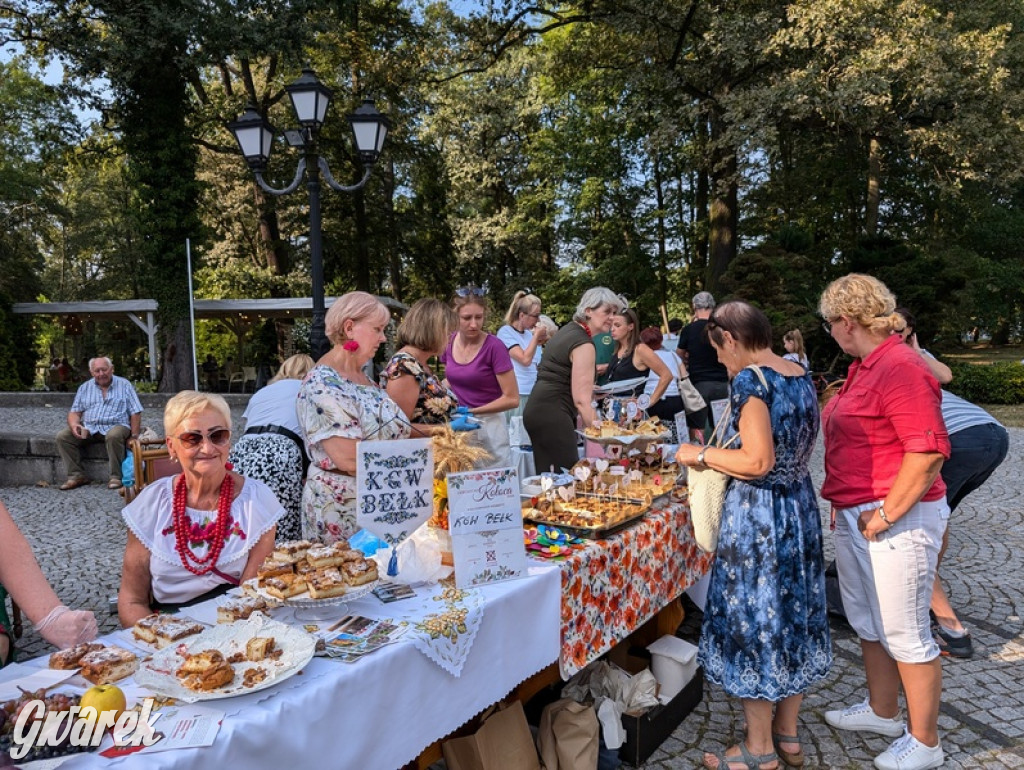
{"left": 947, "top": 362, "right": 1024, "bottom": 405}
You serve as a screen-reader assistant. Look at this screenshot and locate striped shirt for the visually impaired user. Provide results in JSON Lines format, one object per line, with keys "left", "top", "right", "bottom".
{"left": 71, "top": 375, "right": 143, "bottom": 435}
{"left": 941, "top": 390, "right": 1001, "bottom": 436}
{"left": 922, "top": 350, "right": 1001, "bottom": 435}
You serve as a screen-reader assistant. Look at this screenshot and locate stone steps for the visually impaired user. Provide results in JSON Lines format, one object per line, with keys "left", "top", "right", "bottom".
{"left": 0, "top": 391, "right": 252, "bottom": 486}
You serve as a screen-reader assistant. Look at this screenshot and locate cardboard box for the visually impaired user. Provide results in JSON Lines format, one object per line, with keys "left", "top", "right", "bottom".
{"left": 618, "top": 666, "right": 704, "bottom": 766}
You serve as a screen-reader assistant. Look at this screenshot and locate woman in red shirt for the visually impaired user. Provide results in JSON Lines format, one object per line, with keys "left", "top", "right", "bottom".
{"left": 819, "top": 274, "right": 950, "bottom": 770}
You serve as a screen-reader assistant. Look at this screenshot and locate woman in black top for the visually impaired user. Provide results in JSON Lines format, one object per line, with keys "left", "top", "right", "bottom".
{"left": 606, "top": 309, "right": 673, "bottom": 404}
{"left": 524, "top": 287, "right": 623, "bottom": 473}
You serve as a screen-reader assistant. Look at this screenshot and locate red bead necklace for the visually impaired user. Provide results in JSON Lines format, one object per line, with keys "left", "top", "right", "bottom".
{"left": 171, "top": 471, "right": 234, "bottom": 576}
{"left": 579, "top": 321, "right": 593, "bottom": 337}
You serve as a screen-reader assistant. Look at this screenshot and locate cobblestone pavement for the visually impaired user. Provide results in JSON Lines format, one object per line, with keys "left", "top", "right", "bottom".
{"left": 2, "top": 422, "right": 1022, "bottom": 769}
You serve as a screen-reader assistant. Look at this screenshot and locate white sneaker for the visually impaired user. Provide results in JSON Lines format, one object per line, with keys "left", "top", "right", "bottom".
{"left": 874, "top": 731, "right": 944, "bottom": 770}
{"left": 824, "top": 698, "right": 905, "bottom": 737}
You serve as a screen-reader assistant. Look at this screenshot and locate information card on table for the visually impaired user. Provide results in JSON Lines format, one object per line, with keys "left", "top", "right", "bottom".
{"left": 356, "top": 437, "right": 433, "bottom": 548}
{"left": 447, "top": 466, "right": 528, "bottom": 589}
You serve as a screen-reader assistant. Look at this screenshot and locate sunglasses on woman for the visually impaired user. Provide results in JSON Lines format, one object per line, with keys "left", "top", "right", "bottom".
{"left": 455, "top": 285, "right": 486, "bottom": 297}
{"left": 176, "top": 428, "right": 231, "bottom": 448}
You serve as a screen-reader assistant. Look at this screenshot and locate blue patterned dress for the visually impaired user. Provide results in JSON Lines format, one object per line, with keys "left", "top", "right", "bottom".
{"left": 698, "top": 366, "right": 833, "bottom": 700}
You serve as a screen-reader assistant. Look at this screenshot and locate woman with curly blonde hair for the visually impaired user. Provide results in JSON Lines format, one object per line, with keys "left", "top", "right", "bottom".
{"left": 819, "top": 274, "right": 950, "bottom": 770}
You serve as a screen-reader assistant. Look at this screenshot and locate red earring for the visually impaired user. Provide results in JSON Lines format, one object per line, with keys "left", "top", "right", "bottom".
{"left": 343, "top": 340, "right": 360, "bottom": 352}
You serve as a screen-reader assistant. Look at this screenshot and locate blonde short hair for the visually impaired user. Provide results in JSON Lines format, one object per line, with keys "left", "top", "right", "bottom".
{"left": 269, "top": 354, "right": 314, "bottom": 384}
{"left": 164, "top": 391, "right": 231, "bottom": 436}
{"left": 819, "top": 273, "right": 904, "bottom": 336}
{"left": 397, "top": 298, "right": 456, "bottom": 354}
{"left": 325, "top": 291, "right": 390, "bottom": 347}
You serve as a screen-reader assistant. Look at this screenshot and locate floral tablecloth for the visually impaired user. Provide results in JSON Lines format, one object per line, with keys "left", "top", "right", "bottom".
{"left": 556, "top": 495, "right": 713, "bottom": 678}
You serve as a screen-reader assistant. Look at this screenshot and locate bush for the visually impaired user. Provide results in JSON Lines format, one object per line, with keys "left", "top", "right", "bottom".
{"left": 947, "top": 362, "right": 1024, "bottom": 405}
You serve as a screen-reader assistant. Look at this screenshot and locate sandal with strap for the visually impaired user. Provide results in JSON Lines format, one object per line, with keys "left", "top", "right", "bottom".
{"left": 703, "top": 742, "right": 780, "bottom": 770}
{"left": 772, "top": 733, "right": 804, "bottom": 768}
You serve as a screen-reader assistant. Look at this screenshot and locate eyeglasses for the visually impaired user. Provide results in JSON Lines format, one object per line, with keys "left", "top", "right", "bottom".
{"left": 454, "top": 285, "right": 486, "bottom": 298}
{"left": 821, "top": 318, "right": 838, "bottom": 335}
{"left": 176, "top": 428, "right": 231, "bottom": 448}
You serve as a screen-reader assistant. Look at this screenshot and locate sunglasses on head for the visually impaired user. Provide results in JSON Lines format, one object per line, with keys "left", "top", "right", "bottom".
{"left": 455, "top": 285, "right": 486, "bottom": 298}
{"left": 176, "top": 428, "right": 231, "bottom": 448}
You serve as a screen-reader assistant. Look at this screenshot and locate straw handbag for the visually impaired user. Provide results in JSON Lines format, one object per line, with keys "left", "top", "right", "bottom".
{"left": 689, "top": 365, "right": 768, "bottom": 552}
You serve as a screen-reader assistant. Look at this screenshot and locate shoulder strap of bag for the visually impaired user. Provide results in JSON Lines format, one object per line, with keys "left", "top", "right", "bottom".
{"left": 704, "top": 365, "right": 769, "bottom": 450}
{"left": 746, "top": 363, "right": 769, "bottom": 390}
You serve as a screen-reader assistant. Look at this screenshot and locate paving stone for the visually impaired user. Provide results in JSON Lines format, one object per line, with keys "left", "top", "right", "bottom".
{"left": 2, "top": 418, "right": 1023, "bottom": 768}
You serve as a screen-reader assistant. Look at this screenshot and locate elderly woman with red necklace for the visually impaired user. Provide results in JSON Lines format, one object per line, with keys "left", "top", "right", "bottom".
{"left": 118, "top": 392, "right": 283, "bottom": 627}
{"left": 441, "top": 288, "right": 519, "bottom": 468}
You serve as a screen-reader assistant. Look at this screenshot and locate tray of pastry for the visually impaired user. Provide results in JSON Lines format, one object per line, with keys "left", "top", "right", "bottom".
{"left": 577, "top": 422, "right": 671, "bottom": 447}
{"left": 522, "top": 497, "right": 649, "bottom": 539}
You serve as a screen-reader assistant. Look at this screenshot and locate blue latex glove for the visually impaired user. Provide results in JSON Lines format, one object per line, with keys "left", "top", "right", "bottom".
{"left": 454, "top": 406, "right": 470, "bottom": 416}
{"left": 451, "top": 412, "right": 481, "bottom": 431}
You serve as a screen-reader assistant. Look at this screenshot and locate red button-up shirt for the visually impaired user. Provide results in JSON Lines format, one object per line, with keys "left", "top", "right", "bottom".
{"left": 822, "top": 334, "right": 950, "bottom": 508}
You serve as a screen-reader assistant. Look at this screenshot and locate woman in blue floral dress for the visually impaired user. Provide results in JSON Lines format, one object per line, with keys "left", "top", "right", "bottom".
{"left": 677, "top": 301, "right": 832, "bottom": 770}
{"left": 297, "top": 292, "right": 411, "bottom": 545}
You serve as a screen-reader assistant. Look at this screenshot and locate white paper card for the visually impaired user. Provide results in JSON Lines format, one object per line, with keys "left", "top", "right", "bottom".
{"left": 0, "top": 666, "right": 77, "bottom": 701}
{"left": 99, "top": 704, "right": 224, "bottom": 756}
{"left": 356, "top": 438, "right": 433, "bottom": 548}
{"left": 447, "top": 467, "right": 528, "bottom": 588}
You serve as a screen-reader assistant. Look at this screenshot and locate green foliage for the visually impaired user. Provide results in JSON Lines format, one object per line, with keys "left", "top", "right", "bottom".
{"left": 844, "top": 236, "right": 969, "bottom": 346}
{"left": 947, "top": 362, "right": 1024, "bottom": 405}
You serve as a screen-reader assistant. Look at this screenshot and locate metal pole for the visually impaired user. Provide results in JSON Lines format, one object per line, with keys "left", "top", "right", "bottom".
{"left": 306, "top": 139, "right": 329, "bottom": 360}
{"left": 186, "top": 238, "right": 199, "bottom": 390}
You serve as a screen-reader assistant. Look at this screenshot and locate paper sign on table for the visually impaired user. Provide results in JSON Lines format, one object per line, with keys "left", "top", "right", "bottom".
{"left": 447, "top": 466, "right": 528, "bottom": 588}
{"left": 356, "top": 438, "right": 433, "bottom": 549}
{"left": 99, "top": 704, "right": 224, "bottom": 756}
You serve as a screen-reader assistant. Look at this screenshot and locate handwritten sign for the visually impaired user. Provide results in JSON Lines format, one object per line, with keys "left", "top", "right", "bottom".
{"left": 446, "top": 466, "right": 527, "bottom": 588}
{"left": 356, "top": 438, "right": 433, "bottom": 548}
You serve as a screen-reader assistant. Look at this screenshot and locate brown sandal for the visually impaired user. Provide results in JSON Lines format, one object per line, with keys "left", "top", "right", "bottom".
{"left": 772, "top": 733, "right": 804, "bottom": 768}
{"left": 59, "top": 476, "right": 89, "bottom": 491}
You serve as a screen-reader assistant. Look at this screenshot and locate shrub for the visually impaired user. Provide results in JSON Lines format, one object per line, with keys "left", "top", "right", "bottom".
{"left": 947, "top": 362, "right": 1024, "bottom": 405}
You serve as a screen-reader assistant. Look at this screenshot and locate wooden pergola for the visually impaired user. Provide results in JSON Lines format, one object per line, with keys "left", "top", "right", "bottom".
{"left": 12, "top": 296, "right": 406, "bottom": 381}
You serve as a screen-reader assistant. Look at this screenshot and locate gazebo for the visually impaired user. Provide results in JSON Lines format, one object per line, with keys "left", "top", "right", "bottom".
{"left": 12, "top": 296, "right": 406, "bottom": 381}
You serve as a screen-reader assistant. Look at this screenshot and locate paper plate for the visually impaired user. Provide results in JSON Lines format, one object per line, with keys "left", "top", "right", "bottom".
{"left": 134, "top": 613, "right": 315, "bottom": 702}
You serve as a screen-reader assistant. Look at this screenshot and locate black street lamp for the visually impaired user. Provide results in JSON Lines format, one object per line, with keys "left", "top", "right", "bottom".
{"left": 228, "top": 67, "right": 390, "bottom": 359}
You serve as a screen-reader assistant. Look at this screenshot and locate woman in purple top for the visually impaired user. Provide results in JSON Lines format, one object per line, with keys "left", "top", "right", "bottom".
{"left": 441, "top": 288, "right": 519, "bottom": 468}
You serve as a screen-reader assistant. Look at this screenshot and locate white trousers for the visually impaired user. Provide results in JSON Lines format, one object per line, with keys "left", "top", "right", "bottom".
{"left": 834, "top": 498, "right": 949, "bottom": 662}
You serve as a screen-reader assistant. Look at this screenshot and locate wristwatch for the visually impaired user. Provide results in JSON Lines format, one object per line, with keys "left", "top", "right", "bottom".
{"left": 696, "top": 447, "right": 708, "bottom": 466}
{"left": 877, "top": 505, "right": 892, "bottom": 527}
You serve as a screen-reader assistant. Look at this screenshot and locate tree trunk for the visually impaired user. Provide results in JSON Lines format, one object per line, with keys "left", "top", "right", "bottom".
{"left": 353, "top": 189, "right": 370, "bottom": 292}
{"left": 158, "top": 319, "right": 195, "bottom": 393}
{"left": 865, "top": 136, "right": 881, "bottom": 237}
{"left": 255, "top": 185, "right": 290, "bottom": 276}
{"left": 653, "top": 153, "right": 668, "bottom": 308}
{"left": 694, "top": 121, "right": 710, "bottom": 284}
{"left": 707, "top": 107, "right": 737, "bottom": 295}
{"left": 383, "top": 159, "right": 402, "bottom": 301}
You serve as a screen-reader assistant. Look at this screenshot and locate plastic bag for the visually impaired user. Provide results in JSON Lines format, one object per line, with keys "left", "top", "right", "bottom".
{"left": 121, "top": 451, "right": 134, "bottom": 487}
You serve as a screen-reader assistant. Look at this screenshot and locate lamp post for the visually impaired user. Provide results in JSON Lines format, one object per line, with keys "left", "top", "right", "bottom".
{"left": 228, "top": 67, "right": 390, "bottom": 359}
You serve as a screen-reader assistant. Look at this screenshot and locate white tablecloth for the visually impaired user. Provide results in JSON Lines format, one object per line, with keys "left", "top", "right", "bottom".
{"left": 49, "top": 565, "right": 561, "bottom": 770}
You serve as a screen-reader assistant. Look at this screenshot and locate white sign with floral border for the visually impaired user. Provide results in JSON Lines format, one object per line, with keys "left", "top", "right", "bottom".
{"left": 447, "top": 466, "right": 528, "bottom": 589}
